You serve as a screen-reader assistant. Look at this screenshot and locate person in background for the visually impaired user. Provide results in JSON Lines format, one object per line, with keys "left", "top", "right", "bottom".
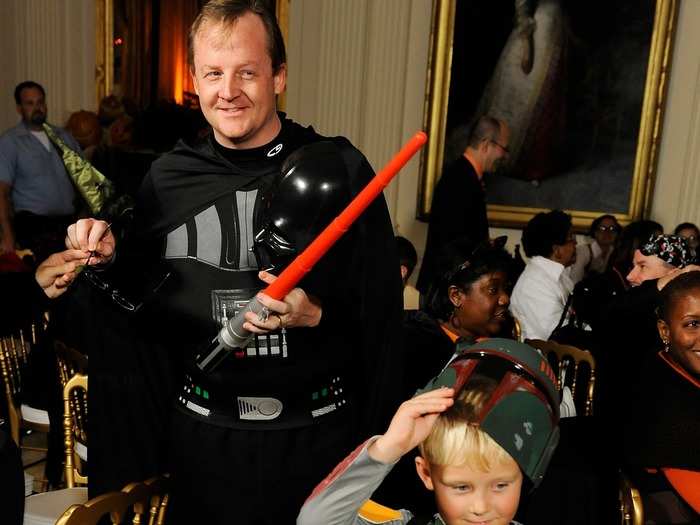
{"left": 396, "top": 235, "right": 418, "bottom": 287}
{"left": 625, "top": 270, "right": 700, "bottom": 522}
{"left": 0, "top": 81, "right": 80, "bottom": 262}
{"left": 396, "top": 235, "right": 419, "bottom": 310}
{"left": 510, "top": 210, "right": 576, "bottom": 340}
{"left": 568, "top": 214, "right": 620, "bottom": 283}
{"left": 416, "top": 116, "right": 510, "bottom": 301}
{"left": 674, "top": 222, "right": 700, "bottom": 264}
{"left": 597, "top": 235, "right": 698, "bottom": 450}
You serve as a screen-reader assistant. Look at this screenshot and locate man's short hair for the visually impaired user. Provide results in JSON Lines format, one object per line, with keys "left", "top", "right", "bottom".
{"left": 419, "top": 376, "right": 513, "bottom": 470}
{"left": 188, "top": 0, "right": 286, "bottom": 73}
{"left": 395, "top": 236, "right": 417, "bottom": 277}
{"left": 14, "top": 81, "right": 45, "bottom": 105}
{"left": 467, "top": 115, "right": 502, "bottom": 149}
{"left": 521, "top": 210, "right": 572, "bottom": 258}
{"left": 444, "top": 115, "right": 503, "bottom": 162}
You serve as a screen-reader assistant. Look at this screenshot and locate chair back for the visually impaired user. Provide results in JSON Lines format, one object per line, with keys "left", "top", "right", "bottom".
{"left": 55, "top": 340, "right": 88, "bottom": 390}
{"left": 512, "top": 317, "right": 523, "bottom": 342}
{"left": 54, "top": 490, "right": 130, "bottom": 525}
{"left": 55, "top": 475, "right": 170, "bottom": 525}
{"left": 63, "top": 373, "right": 88, "bottom": 487}
{"left": 619, "top": 469, "right": 644, "bottom": 525}
{"left": 121, "top": 476, "right": 170, "bottom": 525}
{"left": 0, "top": 332, "right": 31, "bottom": 444}
{"left": 525, "top": 338, "right": 597, "bottom": 416}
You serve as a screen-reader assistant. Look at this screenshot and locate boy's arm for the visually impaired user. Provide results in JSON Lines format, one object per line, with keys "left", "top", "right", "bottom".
{"left": 297, "top": 388, "right": 454, "bottom": 525}
{"left": 297, "top": 437, "right": 404, "bottom": 525}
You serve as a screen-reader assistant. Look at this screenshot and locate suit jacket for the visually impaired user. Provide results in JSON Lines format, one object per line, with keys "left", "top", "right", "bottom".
{"left": 416, "top": 156, "right": 488, "bottom": 294}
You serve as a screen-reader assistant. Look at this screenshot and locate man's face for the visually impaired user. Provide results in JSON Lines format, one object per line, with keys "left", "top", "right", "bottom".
{"left": 191, "top": 13, "right": 286, "bottom": 149}
{"left": 626, "top": 250, "right": 674, "bottom": 287}
{"left": 552, "top": 228, "right": 577, "bottom": 267}
{"left": 17, "top": 87, "right": 47, "bottom": 128}
{"left": 416, "top": 457, "right": 523, "bottom": 525}
{"left": 485, "top": 124, "right": 510, "bottom": 173}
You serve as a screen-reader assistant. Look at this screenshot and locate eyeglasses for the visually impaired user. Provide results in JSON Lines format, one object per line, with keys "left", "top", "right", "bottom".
{"left": 81, "top": 269, "right": 141, "bottom": 312}
{"left": 596, "top": 225, "right": 620, "bottom": 233}
{"left": 489, "top": 140, "right": 510, "bottom": 154}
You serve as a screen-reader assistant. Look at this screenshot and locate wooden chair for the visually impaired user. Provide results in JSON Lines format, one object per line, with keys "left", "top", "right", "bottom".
{"left": 23, "top": 373, "right": 89, "bottom": 525}
{"left": 619, "top": 469, "right": 644, "bottom": 525}
{"left": 0, "top": 332, "right": 50, "bottom": 447}
{"left": 55, "top": 340, "right": 89, "bottom": 472}
{"left": 525, "top": 338, "right": 597, "bottom": 416}
{"left": 55, "top": 475, "right": 170, "bottom": 525}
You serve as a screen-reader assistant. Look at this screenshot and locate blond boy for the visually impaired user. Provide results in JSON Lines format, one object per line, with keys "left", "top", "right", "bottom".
{"left": 297, "top": 339, "right": 560, "bottom": 525}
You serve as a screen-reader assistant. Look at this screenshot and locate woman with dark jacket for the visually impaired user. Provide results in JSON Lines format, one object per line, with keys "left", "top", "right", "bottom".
{"left": 401, "top": 237, "right": 514, "bottom": 401}
{"left": 624, "top": 270, "right": 700, "bottom": 521}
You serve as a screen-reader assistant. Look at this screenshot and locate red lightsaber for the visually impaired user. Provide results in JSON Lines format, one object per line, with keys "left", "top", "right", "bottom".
{"left": 196, "top": 131, "right": 427, "bottom": 372}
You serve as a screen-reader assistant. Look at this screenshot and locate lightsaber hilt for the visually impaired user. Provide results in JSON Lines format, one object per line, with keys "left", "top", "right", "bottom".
{"left": 196, "top": 297, "right": 266, "bottom": 373}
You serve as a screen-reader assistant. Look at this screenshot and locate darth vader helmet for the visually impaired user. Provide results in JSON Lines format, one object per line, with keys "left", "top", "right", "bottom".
{"left": 254, "top": 140, "right": 350, "bottom": 271}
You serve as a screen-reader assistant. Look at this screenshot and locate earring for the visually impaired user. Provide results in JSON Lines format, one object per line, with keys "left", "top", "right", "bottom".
{"left": 662, "top": 339, "right": 670, "bottom": 352}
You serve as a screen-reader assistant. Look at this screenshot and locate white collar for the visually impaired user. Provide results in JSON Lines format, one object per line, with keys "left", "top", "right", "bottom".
{"left": 529, "top": 255, "right": 566, "bottom": 281}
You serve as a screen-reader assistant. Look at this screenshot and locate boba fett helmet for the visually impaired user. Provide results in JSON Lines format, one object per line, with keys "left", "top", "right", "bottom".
{"left": 419, "top": 338, "right": 560, "bottom": 488}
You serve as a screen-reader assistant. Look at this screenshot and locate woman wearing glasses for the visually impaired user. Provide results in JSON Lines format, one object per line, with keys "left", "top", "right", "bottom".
{"left": 675, "top": 222, "right": 700, "bottom": 264}
{"left": 569, "top": 214, "right": 620, "bottom": 283}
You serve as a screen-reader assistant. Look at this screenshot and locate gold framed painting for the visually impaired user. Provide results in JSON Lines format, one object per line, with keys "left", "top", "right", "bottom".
{"left": 418, "top": 0, "right": 678, "bottom": 230}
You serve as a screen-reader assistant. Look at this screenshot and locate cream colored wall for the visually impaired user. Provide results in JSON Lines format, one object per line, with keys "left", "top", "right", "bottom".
{"left": 286, "top": 0, "right": 433, "bottom": 266}
{"left": 287, "top": 0, "right": 700, "bottom": 278}
{"left": 0, "top": 0, "right": 96, "bottom": 133}
{"left": 649, "top": 0, "right": 700, "bottom": 232}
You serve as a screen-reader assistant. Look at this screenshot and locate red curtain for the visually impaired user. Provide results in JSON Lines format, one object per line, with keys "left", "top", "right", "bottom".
{"left": 157, "top": 0, "right": 199, "bottom": 104}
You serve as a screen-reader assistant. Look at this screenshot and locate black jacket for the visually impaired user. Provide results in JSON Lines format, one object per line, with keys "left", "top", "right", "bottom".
{"left": 416, "top": 156, "right": 488, "bottom": 294}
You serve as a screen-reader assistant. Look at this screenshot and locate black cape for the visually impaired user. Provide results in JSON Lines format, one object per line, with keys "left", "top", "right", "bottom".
{"left": 64, "top": 115, "right": 404, "bottom": 496}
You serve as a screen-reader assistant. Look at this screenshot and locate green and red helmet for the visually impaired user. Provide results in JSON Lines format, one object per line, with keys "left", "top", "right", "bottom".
{"left": 419, "top": 338, "right": 560, "bottom": 488}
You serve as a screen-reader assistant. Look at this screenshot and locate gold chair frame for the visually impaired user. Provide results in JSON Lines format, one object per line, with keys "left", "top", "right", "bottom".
{"left": 55, "top": 475, "right": 170, "bottom": 525}
{"left": 619, "top": 469, "right": 644, "bottom": 525}
{"left": 525, "top": 339, "right": 596, "bottom": 416}
{"left": 63, "top": 373, "right": 88, "bottom": 488}
{"left": 0, "top": 332, "right": 49, "bottom": 446}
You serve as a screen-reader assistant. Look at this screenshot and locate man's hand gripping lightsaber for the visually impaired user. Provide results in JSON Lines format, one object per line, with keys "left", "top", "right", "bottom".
{"left": 196, "top": 131, "right": 428, "bottom": 373}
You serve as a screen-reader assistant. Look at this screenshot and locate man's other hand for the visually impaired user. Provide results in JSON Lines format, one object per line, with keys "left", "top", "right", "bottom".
{"left": 35, "top": 249, "right": 90, "bottom": 298}
{"left": 66, "top": 218, "right": 115, "bottom": 265}
{"left": 243, "top": 270, "right": 323, "bottom": 334}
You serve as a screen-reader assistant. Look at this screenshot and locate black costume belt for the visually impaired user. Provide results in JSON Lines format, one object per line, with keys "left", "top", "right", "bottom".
{"left": 176, "top": 372, "right": 351, "bottom": 430}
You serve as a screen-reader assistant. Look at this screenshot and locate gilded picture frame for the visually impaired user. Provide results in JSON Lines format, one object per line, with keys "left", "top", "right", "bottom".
{"left": 418, "top": 0, "right": 678, "bottom": 230}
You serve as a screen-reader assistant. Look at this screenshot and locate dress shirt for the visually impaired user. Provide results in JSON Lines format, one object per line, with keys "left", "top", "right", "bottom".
{"left": 0, "top": 121, "right": 78, "bottom": 216}
{"left": 510, "top": 255, "right": 574, "bottom": 340}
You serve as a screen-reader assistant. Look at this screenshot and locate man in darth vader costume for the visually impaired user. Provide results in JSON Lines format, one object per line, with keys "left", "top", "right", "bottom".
{"left": 35, "top": 1, "right": 403, "bottom": 523}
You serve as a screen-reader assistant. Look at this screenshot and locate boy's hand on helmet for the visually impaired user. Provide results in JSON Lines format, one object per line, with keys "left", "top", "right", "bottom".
{"left": 368, "top": 388, "right": 454, "bottom": 464}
